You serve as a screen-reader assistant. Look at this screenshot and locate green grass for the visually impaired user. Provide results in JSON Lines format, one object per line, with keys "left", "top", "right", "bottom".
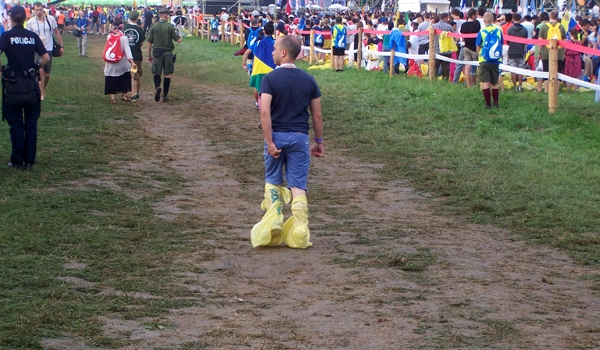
{"left": 180, "top": 37, "right": 600, "bottom": 265}
{"left": 0, "top": 33, "right": 599, "bottom": 348}
{"left": 0, "top": 35, "right": 201, "bottom": 349}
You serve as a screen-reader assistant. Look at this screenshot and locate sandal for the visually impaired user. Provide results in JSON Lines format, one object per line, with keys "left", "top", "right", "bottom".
{"left": 110, "top": 98, "right": 116, "bottom": 104}
{"left": 121, "top": 95, "right": 131, "bottom": 102}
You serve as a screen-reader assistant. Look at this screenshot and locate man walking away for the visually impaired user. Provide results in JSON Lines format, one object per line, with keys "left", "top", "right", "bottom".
{"left": 124, "top": 10, "right": 145, "bottom": 102}
{"left": 143, "top": 7, "right": 154, "bottom": 34}
{"left": 26, "top": 1, "right": 63, "bottom": 101}
{"left": 476, "top": 12, "right": 503, "bottom": 109}
{"left": 506, "top": 13, "right": 528, "bottom": 91}
{"left": 431, "top": 13, "right": 454, "bottom": 80}
{"left": 458, "top": 8, "right": 480, "bottom": 88}
{"left": 147, "top": 8, "right": 181, "bottom": 102}
{"left": 252, "top": 36, "right": 323, "bottom": 249}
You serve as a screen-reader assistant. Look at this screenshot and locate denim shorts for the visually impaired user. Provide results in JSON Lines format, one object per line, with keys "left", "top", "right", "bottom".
{"left": 264, "top": 132, "right": 310, "bottom": 190}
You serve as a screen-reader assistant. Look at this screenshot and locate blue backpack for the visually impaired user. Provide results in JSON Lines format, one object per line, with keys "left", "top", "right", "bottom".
{"left": 480, "top": 27, "right": 502, "bottom": 62}
{"left": 210, "top": 18, "right": 219, "bottom": 29}
{"left": 246, "top": 27, "right": 261, "bottom": 50}
{"left": 333, "top": 24, "right": 346, "bottom": 49}
{"left": 314, "top": 26, "right": 323, "bottom": 44}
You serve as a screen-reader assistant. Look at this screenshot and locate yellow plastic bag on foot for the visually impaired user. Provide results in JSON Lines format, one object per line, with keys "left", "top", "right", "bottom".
{"left": 282, "top": 195, "right": 313, "bottom": 249}
{"left": 251, "top": 184, "right": 291, "bottom": 247}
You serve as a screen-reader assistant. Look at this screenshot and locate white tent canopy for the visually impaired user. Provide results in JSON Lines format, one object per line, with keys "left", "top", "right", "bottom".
{"left": 329, "top": 3, "right": 347, "bottom": 10}
{"left": 397, "top": 0, "right": 421, "bottom": 13}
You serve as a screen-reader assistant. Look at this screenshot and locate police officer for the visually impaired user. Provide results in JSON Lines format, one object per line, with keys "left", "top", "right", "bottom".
{"left": 0, "top": 5, "right": 49, "bottom": 170}
{"left": 147, "top": 8, "right": 181, "bottom": 102}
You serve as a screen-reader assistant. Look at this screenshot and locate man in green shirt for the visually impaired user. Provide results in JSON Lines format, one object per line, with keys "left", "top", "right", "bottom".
{"left": 147, "top": 8, "right": 181, "bottom": 102}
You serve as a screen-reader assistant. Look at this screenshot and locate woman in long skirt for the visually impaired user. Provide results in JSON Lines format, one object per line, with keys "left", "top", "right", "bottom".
{"left": 104, "top": 29, "right": 136, "bottom": 104}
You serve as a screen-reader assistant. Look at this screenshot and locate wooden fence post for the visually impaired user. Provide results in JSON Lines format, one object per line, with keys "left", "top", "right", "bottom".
{"left": 428, "top": 26, "right": 436, "bottom": 81}
{"left": 357, "top": 27, "right": 363, "bottom": 70}
{"left": 330, "top": 42, "right": 335, "bottom": 70}
{"left": 230, "top": 19, "right": 235, "bottom": 45}
{"left": 548, "top": 38, "right": 558, "bottom": 113}
{"left": 309, "top": 29, "right": 315, "bottom": 64}
{"left": 220, "top": 19, "right": 225, "bottom": 42}
{"left": 240, "top": 22, "right": 244, "bottom": 48}
{"left": 389, "top": 47, "right": 395, "bottom": 78}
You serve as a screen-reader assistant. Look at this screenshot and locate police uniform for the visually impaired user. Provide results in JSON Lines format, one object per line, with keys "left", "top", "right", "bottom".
{"left": 0, "top": 7, "right": 47, "bottom": 170}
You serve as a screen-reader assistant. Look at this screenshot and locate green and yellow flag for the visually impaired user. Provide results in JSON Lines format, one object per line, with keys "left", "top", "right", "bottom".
{"left": 249, "top": 37, "right": 276, "bottom": 92}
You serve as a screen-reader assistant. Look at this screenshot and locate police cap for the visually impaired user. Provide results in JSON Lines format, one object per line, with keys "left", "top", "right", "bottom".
{"left": 9, "top": 5, "right": 26, "bottom": 18}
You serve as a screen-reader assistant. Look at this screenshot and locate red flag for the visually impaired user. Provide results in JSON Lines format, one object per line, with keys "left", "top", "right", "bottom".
{"left": 285, "top": 0, "right": 291, "bottom": 15}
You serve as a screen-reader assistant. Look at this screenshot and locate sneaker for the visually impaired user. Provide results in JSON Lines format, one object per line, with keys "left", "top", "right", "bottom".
{"left": 254, "top": 102, "right": 259, "bottom": 110}
{"left": 493, "top": 103, "right": 499, "bottom": 109}
{"left": 257, "top": 122, "right": 262, "bottom": 129}
{"left": 485, "top": 104, "right": 492, "bottom": 110}
{"left": 131, "top": 94, "right": 139, "bottom": 102}
{"left": 8, "top": 162, "right": 27, "bottom": 170}
{"left": 154, "top": 87, "right": 162, "bottom": 102}
{"left": 163, "top": 95, "right": 170, "bottom": 102}
{"left": 516, "top": 86, "right": 522, "bottom": 91}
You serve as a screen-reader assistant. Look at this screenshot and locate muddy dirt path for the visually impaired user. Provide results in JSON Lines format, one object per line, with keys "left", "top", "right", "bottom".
{"left": 91, "top": 77, "right": 599, "bottom": 350}
{"left": 45, "top": 55, "right": 600, "bottom": 348}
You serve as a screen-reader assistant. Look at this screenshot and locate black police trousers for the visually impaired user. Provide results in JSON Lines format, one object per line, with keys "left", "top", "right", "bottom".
{"left": 5, "top": 101, "right": 41, "bottom": 166}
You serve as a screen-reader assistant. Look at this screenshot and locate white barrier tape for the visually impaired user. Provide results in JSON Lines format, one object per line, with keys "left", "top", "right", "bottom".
{"left": 300, "top": 45, "right": 598, "bottom": 90}
{"left": 434, "top": 53, "right": 479, "bottom": 66}
{"left": 313, "top": 47, "right": 332, "bottom": 54}
{"left": 362, "top": 48, "right": 428, "bottom": 60}
{"left": 557, "top": 73, "right": 600, "bottom": 92}
{"left": 498, "top": 64, "right": 548, "bottom": 79}
{"left": 393, "top": 52, "right": 430, "bottom": 60}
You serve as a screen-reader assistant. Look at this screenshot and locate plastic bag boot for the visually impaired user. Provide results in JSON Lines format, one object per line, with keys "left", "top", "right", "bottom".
{"left": 282, "top": 195, "right": 313, "bottom": 249}
{"left": 251, "top": 184, "right": 291, "bottom": 247}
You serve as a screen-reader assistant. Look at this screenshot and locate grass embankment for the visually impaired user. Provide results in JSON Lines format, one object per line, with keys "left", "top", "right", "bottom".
{"left": 0, "top": 34, "right": 598, "bottom": 348}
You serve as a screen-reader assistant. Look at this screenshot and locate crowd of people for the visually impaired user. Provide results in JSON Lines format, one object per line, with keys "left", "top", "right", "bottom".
{"left": 0, "top": 2, "right": 183, "bottom": 173}
{"left": 226, "top": 5, "right": 600, "bottom": 105}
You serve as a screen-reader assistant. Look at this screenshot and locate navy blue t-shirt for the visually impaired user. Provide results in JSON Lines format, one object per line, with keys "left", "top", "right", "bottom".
{"left": 0, "top": 25, "right": 47, "bottom": 71}
{"left": 260, "top": 67, "right": 321, "bottom": 134}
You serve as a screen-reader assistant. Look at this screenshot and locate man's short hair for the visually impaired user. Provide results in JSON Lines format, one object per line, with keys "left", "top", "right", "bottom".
{"left": 335, "top": 16, "right": 342, "bottom": 24}
{"left": 513, "top": 13, "right": 521, "bottom": 22}
{"left": 540, "top": 12, "right": 549, "bottom": 21}
{"left": 251, "top": 18, "right": 258, "bottom": 26}
{"left": 477, "top": 6, "right": 486, "bottom": 17}
{"left": 264, "top": 21, "right": 274, "bottom": 35}
{"left": 129, "top": 10, "right": 140, "bottom": 21}
{"left": 387, "top": 21, "right": 394, "bottom": 30}
{"left": 524, "top": 15, "right": 532, "bottom": 21}
{"left": 440, "top": 13, "right": 449, "bottom": 20}
{"left": 467, "top": 8, "right": 477, "bottom": 19}
{"left": 504, "top": 13, "right": 513, "bottom": 22}
{"left": 483, "top": 12, "right": 494, "bottom": 25}
{"left": 278, "top": 35, "right": 301, "bottom": 59}
{"left": 550, "top": 10, "right": 558, "bottom": 20}
{"left": 33, "top": 2, "right": 44, "bottom": 8}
